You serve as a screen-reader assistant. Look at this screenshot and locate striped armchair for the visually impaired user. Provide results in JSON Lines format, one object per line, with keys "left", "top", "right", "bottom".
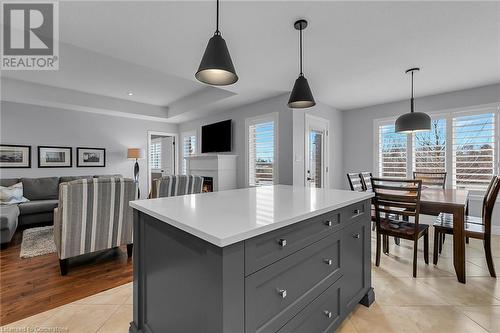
{"left": 53, "top": 177, "right": 136, "bottom": 275}
{"left": 151, "top": 175, "right": 204, "bottom": 198}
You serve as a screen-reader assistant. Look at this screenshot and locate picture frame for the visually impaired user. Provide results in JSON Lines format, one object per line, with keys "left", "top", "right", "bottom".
{"left": 38, "top": 146, "right": 72, "bottom": 168}
{"left": 0, "top": 145, "right": 31, "bottom": 168}
{"left": 77, "top": 147, "right": 106, "bottom": 167}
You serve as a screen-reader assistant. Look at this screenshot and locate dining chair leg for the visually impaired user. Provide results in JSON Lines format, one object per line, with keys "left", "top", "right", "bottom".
{"left": 484, "top": 237, "right": 497, "bottom": 278}
{"left": 438, "top": 233, "right": 443, "bottom": 254}
{"left": 383, "top": 235, "right": 389, "bottom": 255}
{"left": 466, "top": 236, "right": 469, "bottom": 244}
{"left": 413, "top": 240, "right": 418, "bottom": 278}
{"left": 442, "top": 234, "right": 446, "bottom": 245}
{"left": 433, "top": 230, "right": 439, "bottom": 265}
{"left": 372, "top": 222, "right": 376, "bottom": 231}
{"left": 424, "top": 232, "right": 429, "bottom": 265}
{"left": 394, "top": 237, "right": 400, "bottom": 246}
{"left": 376, "top": 232, "right": 381, "bottom": 267}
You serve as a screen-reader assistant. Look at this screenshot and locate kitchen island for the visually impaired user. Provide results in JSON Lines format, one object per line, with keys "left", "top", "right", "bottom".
{"left": 129, "top": 185, "right": 374, "bottom": 333}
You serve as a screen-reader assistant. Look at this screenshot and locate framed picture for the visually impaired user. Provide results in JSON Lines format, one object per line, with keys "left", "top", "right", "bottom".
{"left": 0, "top": 145, "right": 31, "bottom": 168}
{"left": 38, "top": 146, "right": 72, "bottom": 168}
{"left": 77, "top": 147, "right": 106, "bottom": 167}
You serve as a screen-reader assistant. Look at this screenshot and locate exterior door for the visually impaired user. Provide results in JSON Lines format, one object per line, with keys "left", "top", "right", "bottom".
{"left": 305, "top": 115, "right": 329, "bottom": 188}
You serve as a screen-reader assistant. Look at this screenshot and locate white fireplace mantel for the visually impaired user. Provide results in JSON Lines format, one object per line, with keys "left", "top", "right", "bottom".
{"left": 186, "top": 154, "right": 238, "bottom": 191}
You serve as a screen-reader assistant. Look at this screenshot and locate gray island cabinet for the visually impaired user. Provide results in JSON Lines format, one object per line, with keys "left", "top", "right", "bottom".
{"left": 129, "top": 185, "right": 374, "bottom": 333}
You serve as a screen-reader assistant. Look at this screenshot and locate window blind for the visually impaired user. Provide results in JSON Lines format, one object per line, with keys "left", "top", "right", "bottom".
{"left": 149, "top": 141, "right": 161, "bottom": 169}
{"left": 413, "top": 119, "right": 446, "bottom": 173}
{"left": 452, "top": 113, "right": 495, "bottom": 189}
{"left": 182, "top": 134, "right": 196, "bottom": 174}
{"left": 378, "top": 124, "right": 407, "bottom": 178}
{"left": 248, "top": 120, "right": 275, "bottom": 186}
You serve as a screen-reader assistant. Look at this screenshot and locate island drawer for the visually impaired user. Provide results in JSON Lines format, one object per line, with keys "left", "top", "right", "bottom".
{"left": 341, "top": 200, "right": 369, "bottom": 223}
{"left": 245, "top": 232, "right": 341, "bottom": 333}
{"left": 245, "top": 209, "right": 341, "bottom": 275}
{"left": 277, "top": 277, "right": 342, "bottom": 333}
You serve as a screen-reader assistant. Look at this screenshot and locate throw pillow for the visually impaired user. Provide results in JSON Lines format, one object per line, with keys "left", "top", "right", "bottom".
{"left": 0, "top": 182, "right": 29, "bottom": 204}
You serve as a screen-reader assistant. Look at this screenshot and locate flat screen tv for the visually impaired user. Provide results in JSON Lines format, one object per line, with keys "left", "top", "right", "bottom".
{"left": 201, "top": 119, "right": 232, "bottom": 153}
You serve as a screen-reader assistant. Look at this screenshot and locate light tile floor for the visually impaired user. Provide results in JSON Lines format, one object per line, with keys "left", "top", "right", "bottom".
{"left": 2, "top": 228, "right": 499, "bottom": 333}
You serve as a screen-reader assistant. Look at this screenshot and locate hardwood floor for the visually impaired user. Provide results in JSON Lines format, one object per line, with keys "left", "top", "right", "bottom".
{"left": 0, "top": 229, "right": 133, "bottom": 325}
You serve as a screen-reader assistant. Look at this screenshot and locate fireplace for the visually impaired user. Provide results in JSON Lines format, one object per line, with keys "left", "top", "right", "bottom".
{"left": 202, "top": 177, "right": 214, "bottom": 193}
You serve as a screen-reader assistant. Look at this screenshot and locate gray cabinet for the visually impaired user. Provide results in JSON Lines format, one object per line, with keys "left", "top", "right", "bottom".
{"left": 130, "top": 199, "right": 373, "bottom": 333}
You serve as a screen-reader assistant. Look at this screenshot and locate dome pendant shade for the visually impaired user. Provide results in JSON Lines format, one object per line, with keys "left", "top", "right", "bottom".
{"left": 288, "top": 75, "right": 316, "bottom": 108}
{"left": 196, "top": 34, "right": 238, "bottom": 86}
{"left": 395, "top": 111, "right": 431, "bottom": 133}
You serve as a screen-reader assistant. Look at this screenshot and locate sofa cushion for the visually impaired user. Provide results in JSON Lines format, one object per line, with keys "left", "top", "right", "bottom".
{"left": 0, "top": 182, "right": 29, "bottom": 204}
{"left": 21, "top": 177, "right": 59, "bottom": 200}
{"left": 0, "top": 205, "right": 19, "bottom": 230}
{"left": 59, "top": 175, "right": 92, "bottom": 183}
{"left": 0, "top": 178, "right": 19, "bottom": 187}
{"left": 18, "top": 200, "right": 58, "bottom": 215}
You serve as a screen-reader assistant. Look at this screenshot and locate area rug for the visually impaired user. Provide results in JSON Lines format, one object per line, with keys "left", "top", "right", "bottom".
{"left": 20, "top": 226, "right": 57, "bottom": 258}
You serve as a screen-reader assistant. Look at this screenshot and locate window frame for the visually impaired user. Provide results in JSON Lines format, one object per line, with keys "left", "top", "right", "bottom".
{"left": 374, "top": 103, "right": 499, "bottom": 190}
{"left": 181, "top": 130, "right": 197, "bottom": 175}
{"left": 245, "top": 112, "right": 279, "bottom": 187}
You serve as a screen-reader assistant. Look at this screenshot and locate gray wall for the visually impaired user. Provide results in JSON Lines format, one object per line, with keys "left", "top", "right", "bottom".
{"left": 342, "top": 83, "right": 500, "bottom": 188}
{"left": 178, "top": 94, "right": 293, "bottom": 188}
{"left": 0, "top": 101, "right": 178, "bottom": 198}
{"left": 293, "top": 102, "right": 344, "bottom": 189}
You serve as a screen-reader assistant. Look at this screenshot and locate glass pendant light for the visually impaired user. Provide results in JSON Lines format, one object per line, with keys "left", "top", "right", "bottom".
{"left": 395, "top": 68, "right": 431, "bottom": 133}
{"left": 288, "top": 19, "right": 316, "bottom": 109}
{"left": 195, "top": 0, "right": 238, "bottom": 86}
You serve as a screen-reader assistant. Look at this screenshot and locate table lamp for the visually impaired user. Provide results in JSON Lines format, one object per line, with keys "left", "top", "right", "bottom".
{"left": 127, "top": 148, "right": 144, "bottom": 198}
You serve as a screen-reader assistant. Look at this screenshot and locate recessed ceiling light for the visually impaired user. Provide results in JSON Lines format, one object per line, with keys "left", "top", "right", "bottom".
{"left": 127, "top": 92, "right": 133, "bottom": 96}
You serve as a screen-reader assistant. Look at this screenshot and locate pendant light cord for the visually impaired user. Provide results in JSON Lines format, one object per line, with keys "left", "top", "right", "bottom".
{"left": 215, "top": 0, "right": 220, "bottom": 35}
{"left": 299, "top": 27, "right": 303, "bottom": 75}
{"left": 410, "top": 70, "right": 415, "bottom": 113}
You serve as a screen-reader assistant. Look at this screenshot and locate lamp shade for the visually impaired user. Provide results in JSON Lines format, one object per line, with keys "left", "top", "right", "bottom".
{"left": 127, "top": 148, "right": 144, "bottom": 159}
{"left": 288, "top": 75, "right": 316, "bottom": 108}
{"left": 195, "top": 34, "right": 238, "bottom": 86}
{"left": 395, "top": 112, "right": 431, "bottom": 133}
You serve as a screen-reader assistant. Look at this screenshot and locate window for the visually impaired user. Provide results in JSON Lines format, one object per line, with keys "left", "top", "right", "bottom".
{"left": 247, "top": 113, "right": 278, "bottom": 186}
{"left": 378, "top": 124, "right": 407, "bottom": 178}
{"left": 375, "top": 107, "right": 498, "bottom": 190}
{"left": 182, "top": 132, "right": 197, "bottom": 174}
{"left": 453, "top": 113, "right": 495, "bottom": 189}
{"left": 413, "top": 119, "right": 446, "bottom": 173}
{"left": 149, "top": 140, "right": 162, "bottom": 169}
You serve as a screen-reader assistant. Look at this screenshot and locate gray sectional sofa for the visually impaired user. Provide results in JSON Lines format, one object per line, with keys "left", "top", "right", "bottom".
{"left": 0, "top": 174, "right": 122, "bottom": 245}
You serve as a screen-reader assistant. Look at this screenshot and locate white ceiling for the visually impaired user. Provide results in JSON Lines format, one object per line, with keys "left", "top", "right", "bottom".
{"left": 3, "top": 1, "right": 499, "bottom": 121}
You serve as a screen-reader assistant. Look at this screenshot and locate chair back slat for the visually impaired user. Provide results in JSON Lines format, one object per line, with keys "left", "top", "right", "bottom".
{"left": 347, "top": 173, "right": 364, "bottom": 192}
{"left": 360, "top": 172, "right": 373, "bottom": 192}
{"left": 482, "top": 176, "right": 497, "bottom": 219}
{"left": 371, "top": 177, "right": 422, "bottom": 232}
{"left": 483, "top": 176, "right": 500, "bottom": 235}
{"left": 413, "top": 171, "right": 446, "bottom": 189}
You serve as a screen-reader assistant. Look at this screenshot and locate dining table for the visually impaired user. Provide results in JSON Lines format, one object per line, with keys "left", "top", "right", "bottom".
{"left": 419, "top": 187, "right": 469, "bottom": 283}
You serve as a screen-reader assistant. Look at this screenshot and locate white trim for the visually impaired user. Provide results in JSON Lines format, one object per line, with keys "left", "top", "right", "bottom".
{"left": 245, "top": 112, "right": 279, "bottom": 187}
{"left": 147, "top": 131, "right": 179, "bottom": 196}
{"left": 304, "top": 114, "right": 330, "bottom": 188}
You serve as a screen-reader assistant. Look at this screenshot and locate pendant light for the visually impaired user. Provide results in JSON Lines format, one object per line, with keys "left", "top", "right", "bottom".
{"left": 288, "top": 19, "right": 316, "bottom": 109}
{"left": 395, "top": 68, "right": 431, "bottom": 133}
{"left": 195, "top": 0, "right": 238, "bottom": 86}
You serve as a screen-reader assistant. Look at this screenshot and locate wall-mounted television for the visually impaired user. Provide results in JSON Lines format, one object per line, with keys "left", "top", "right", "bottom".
{"left": 201, "top": 119, "right": 232, "bottom": 153}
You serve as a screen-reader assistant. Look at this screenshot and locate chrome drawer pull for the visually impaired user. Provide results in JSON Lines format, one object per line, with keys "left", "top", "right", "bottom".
{"left": 353, "top": 209, "right": 361, "bottom": 215}
{"left": 324, "top": 310, "right": 332, "bottom": 318}
{"left": 323, "top": 258, "right": 333, "bottom": 265}
{"left": 278, "top": 239, "right": 287, "bottom": 247}
{"left": 352, "top": 233, "right": 360, "bottom": 239}
{"left": 277, "top": 289, "right": 287, "bottom": 298}
{"left": 325, "top": 220, "right": 332, "bottom": 227}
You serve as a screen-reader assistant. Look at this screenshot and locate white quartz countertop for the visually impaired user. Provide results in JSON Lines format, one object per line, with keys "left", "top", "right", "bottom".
{"left": 130, "top": 185, "right": 373, "bottom": 247}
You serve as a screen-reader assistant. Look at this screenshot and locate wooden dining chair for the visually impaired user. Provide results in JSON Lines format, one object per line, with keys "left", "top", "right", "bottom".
{"left": 360, "top": 172, "right": 373, "bottom": 192}
{"left": 433, "top": 176, "right": 499, "bottom": 277}
{"left": 413, "top": 171, "right": 447, "bottom": 189}
{"left": 347, "top": 173, "right": 364, "bottom": 192}
{"left": 371, "top": 177, "right": 429, "bottom": 277}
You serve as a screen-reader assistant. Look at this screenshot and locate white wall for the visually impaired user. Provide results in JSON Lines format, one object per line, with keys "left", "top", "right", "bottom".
{"left": 293, "top": 102, "right": 344, "bottom": 189}
{"left": 178, "top": 94, "right": 293, "bottom": 188}
{"left": 0, "top": 101, "right": 178, "bottom": 198}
